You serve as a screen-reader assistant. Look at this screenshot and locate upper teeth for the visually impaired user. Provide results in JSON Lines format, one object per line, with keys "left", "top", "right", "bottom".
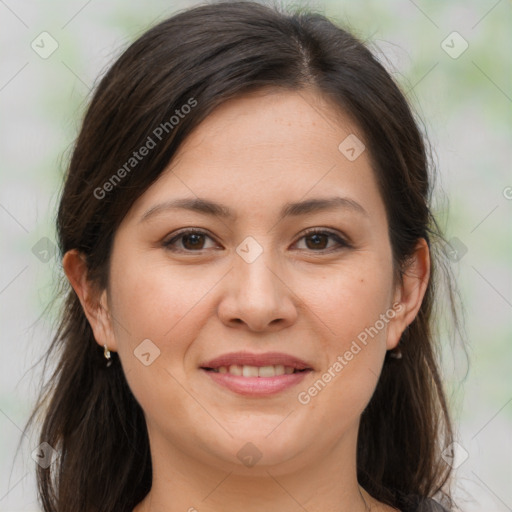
{"left": 211, "top": 365, "right": 298, "bottom": 377}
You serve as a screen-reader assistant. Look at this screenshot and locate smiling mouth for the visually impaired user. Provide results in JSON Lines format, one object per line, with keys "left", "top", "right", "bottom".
{"left": 201, "top": 365, "right": 310, "bottom": 377}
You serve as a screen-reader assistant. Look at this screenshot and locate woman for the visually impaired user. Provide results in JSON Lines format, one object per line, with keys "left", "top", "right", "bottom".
{"left": 27, "top": 2, "right": 459, "bottom": 511}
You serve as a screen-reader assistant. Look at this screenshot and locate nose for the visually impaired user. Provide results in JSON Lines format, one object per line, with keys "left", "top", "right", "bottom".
{"left": 217, "top": 247, "right": 298, "bottom": 332}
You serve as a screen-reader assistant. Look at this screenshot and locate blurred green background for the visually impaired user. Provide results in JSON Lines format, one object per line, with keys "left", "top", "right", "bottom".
{"left": 0, "top": 1, "right": 510, "bottom": 510}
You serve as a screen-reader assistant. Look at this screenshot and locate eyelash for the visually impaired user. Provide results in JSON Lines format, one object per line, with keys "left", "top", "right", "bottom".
{"left": 162, "top": 228, "right": 351, "bottom": 254}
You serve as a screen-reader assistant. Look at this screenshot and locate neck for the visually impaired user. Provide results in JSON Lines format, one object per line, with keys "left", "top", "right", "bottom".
{"left": 134, "top": 421, "right": 375, "bottom": 512}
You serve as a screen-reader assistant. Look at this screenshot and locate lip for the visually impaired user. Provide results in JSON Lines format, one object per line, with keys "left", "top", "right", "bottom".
{"left": 202, "top": 369, "right": 311, "bottom": 396}
{"left": 200, "top": 351, "right": 313, "bottom": 370}
{"left": 199, "top": 351, "right": 313, "bottom": 397}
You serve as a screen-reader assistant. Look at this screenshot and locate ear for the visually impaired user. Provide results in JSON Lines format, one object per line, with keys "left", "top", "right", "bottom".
{"left": 62, "top": 249, "right": 117, "bottom": 352}
{"left": 386, "top": 238, "right": 430, "bottom": 351}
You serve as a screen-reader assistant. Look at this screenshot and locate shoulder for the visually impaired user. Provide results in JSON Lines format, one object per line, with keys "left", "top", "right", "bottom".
{"left": 396, "top": 493, "right": 451, "bottom": 512}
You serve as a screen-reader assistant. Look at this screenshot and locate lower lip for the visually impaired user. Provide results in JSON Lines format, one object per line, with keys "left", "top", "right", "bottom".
{"left": 201, "top": 369, "right": 311, "bottom": 396}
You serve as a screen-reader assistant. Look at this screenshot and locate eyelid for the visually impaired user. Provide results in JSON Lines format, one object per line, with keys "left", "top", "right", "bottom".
{"left": 295, "top": 227, "right": 352, "bottom": 251}
{"left": 163, "top": 228, "right": 219, "bottom": 252}
{"left": 162, "top": 227, "right": 351, "bottom": 253}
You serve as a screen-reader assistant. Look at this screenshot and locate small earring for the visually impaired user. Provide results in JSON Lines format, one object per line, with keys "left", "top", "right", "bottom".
{"left": 104, "top": 344, "right": 112, "bottom": 367}
{"left": 388, "top": 346, "right": 403, "bottom": 359}
{"left": 389, "top": 323, "right": 409, "bottom": 359}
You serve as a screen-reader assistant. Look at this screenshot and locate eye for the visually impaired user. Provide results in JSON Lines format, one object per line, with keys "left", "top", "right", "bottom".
{"left": 163, "top": 229, "right": 219, "bottom": 252}
{"left": 162, "top": 228, "right": 351, "bottom": 254}
{"left": 294, "top": 229, "right": 351, "bottom": 252}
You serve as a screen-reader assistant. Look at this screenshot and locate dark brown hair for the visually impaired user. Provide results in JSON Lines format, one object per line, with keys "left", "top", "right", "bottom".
{"left": 26, "top": 2, "right": 460, "bottom": 510}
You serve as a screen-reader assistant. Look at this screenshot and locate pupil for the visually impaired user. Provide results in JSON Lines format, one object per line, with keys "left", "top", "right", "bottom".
{"left": 307, "top": 233, "right": 327, "bottom": 249}
{"left": 184, "top": 234, "right": 203, "bottom": 249}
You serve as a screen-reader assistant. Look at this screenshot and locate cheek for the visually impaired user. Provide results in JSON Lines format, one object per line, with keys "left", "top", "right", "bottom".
{"left": 108, "top": 258, "right": 226, "bottom": 397}
{"left": 294, "top": 259, "right": 394, "bottom": 414}
{"left": 110, "top": 258, "right": 211, "bottom": 341}
{"left": 107, "top": 261, "right": 214, "bottom": 425}
{"left": 298, "top": 256, "right": 394, "bottom": 341}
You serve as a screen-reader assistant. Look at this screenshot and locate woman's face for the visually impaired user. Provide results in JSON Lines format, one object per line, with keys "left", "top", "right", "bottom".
{"left": 88, "top": 88, "right": 420, "bottom": 475}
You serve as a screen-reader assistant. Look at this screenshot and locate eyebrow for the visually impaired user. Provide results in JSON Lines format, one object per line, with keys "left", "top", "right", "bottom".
{"left": 139, "top": 196, "right": 368, "bottom": 224}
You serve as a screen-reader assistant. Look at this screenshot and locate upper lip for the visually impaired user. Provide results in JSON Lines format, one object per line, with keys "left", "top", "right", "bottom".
{"left": 200, "top": 351, "right": 313, "bottom": 370}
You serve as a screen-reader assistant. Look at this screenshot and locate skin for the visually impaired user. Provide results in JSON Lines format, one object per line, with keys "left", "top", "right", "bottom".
{"left": 64, "top": 88, "right": 429, "bottom": 512}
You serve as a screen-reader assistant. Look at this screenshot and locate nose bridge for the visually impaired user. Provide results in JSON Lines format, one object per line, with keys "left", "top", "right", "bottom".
{"left": 217, "top": 235, "right": 297, "bottom": 331}
{"left": 234, "top": 238, "right": 281, "bottom": 304}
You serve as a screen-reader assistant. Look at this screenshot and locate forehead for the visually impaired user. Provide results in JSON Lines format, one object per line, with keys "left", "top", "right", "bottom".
{"left": 177, "top": 87, "right": 358, "bottom": 167}
{"left": 124, "top": 88, "right": 386, "bottom": 224}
